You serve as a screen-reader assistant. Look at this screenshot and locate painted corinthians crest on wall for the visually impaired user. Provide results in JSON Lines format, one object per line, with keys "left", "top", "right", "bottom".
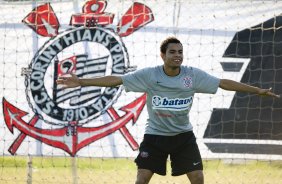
{"left": 2, "top": 0, "right": 153, "bottom": 156}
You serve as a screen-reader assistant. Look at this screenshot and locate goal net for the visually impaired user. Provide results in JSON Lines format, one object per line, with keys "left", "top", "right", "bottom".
{"left": 0, "top": 0, "right": 281, "bottom": 183}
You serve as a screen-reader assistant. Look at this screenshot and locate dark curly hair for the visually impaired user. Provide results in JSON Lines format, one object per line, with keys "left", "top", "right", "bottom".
{"left": 160, "top": 37, "right": 182, "bottom": 54}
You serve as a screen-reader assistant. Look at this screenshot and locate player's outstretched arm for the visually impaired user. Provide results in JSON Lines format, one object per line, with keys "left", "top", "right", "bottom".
{"left": 56, "top": 73, "right": 123, "bottom": 88}
{"left": 219, "top": 79, "right": 280, "bottom": 98}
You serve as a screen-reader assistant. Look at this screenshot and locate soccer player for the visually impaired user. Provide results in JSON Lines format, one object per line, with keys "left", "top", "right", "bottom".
{"left": 57, "top": 37, "right": 280, "bottom": 184}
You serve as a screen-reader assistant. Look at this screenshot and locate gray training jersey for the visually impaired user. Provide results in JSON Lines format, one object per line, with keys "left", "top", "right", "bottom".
{"left": 121, "top": 65, "right": 220, "bottom": 136}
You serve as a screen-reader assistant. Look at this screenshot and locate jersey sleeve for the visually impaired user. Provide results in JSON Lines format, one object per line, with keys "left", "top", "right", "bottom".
{"left": 121, "top": 68, "right": 151, "bottom": 92}
{"left": 193, "top": 68, "right": 220, "bottom": 94}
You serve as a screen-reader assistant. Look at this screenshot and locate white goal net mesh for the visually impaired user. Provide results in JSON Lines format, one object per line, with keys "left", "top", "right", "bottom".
{"left": 0, "top": 0, "right": 281, "bottom": 183}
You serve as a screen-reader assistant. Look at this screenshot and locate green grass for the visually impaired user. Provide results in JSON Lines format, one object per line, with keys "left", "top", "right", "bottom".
{"left": 0, "top": 156, "right": 281, "bottom": 184}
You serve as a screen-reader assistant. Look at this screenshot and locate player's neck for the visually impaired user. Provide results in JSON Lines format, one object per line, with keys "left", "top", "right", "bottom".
{"left": 163, "top": 66, "right": 181, "bottom": 76}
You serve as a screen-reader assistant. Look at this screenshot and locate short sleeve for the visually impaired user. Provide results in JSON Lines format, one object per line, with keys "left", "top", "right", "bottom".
{"left": 121, "top": 68, "right": 151, "bottom": 92}
{"left": 193, "top": 68, "right": 220, "bottom": 94}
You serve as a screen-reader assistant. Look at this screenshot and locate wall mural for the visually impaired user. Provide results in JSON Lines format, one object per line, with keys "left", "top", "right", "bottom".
{"left": 205, "top": 16, "right": 282, "bottom": 155}
{"left": 2, "top": 0, "right": 153, "bottom": 156}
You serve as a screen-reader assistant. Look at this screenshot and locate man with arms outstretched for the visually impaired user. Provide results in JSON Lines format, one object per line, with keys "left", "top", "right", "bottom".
{"left": 57, "top": 37, "right": 280, "bottom": 184}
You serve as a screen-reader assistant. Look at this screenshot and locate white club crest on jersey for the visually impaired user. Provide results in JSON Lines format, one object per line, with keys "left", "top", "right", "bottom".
{"left": 183, "top": 76, "right": 193, "bottom": 88}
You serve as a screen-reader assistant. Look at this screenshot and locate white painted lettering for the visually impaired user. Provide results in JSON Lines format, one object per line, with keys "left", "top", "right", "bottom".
{"left": 33, "top": 62, "right": 48, "bottom": 72}
{"left": 38, "top": 55, "right": 50, "bottom": 63}
{"left": 93, "top": 30, "right": 106, "bottom": 43}
{"left": 112, "top": 63, "right": 125, "bottom": 74}
{"left": 42, "top": 46, "right": 57, "bottom": 59}
{"left": 63, "top": 32, "right": 75, "bottom": 46}
{"left": 34, "top": 92, "right": 48, "bottom": 104}
{"left": 110, "top": 44, "right": 122, "bottom": 53}
{"left": 112, "top": 54, "right": 124, "bottom": 64}
{"left": 76, "top": 30, "right": 82, "bottom": 41}
{"left": 43, "top": 101, "right": 55, "bottom": 114}
{"left": 52, "top": 39, "right": 63, "bottom": 51}
{"left": 31, "top": 71, "right": 44, "bottom": 80}
{"left": 82, "top": 29, "right": 92, "bottom": 41}
{"left": 30, "top": 80, "right": 44, "bottom": 90}
{"left": 102, "top": 34, "right": 112, "bottom": 47}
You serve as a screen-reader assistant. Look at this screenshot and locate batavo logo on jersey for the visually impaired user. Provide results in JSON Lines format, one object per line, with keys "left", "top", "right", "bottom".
{"left": 2, "top": 0, "right": 154, "bottom": 156}
{"left": 152, "top": 96, "right": 193, "bottom": 111}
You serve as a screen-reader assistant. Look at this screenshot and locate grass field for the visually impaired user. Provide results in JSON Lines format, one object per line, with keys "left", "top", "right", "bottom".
{"left": 0, "top": 156, "right": 281, "bottom": 184}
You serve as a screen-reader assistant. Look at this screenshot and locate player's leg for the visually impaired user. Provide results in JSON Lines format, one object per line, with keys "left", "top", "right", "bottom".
{"left": 135, "top": 169, "right": 154, "bottom": 184}
{"left": 187, "top": 170, "right": 204, "bottom": 184}
{"left": 134, "top": 134, "right": 169, "bottom": 183}
{"left": 170, "top": 131, "right": 204, "bottom": 184}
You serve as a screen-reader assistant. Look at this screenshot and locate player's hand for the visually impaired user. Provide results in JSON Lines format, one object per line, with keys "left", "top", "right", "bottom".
{"left": 56, "top": 73, "right": 80, "bottom": 89}
{"left": 258, "top": 87, "right": 280, "bottom": 98}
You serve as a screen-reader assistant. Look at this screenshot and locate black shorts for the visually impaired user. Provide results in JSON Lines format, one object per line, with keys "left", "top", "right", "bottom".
{"left": 135, "top": 131, "right": 203, "bottom": 176}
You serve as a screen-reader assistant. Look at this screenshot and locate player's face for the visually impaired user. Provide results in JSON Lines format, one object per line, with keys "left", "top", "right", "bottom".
{"left": 161, "top": 43, "right": 183, "bottom": 69}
